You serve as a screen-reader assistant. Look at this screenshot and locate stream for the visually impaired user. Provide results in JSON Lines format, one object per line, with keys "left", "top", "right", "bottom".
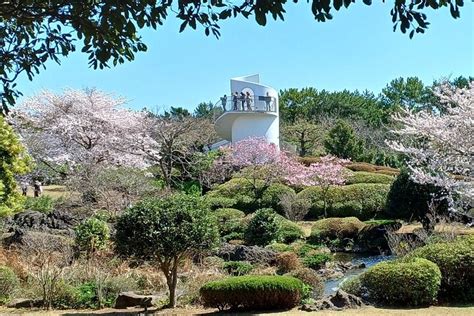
{"left": 323, "top": 253, "right": 395, "bottom": 296}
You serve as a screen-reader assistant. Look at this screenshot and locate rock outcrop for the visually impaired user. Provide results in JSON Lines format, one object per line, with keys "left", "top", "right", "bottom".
{"left": 300, "top": 290, "right": 364, "bottom": 312}
{"left": 216, "top": 243, "right": 277, "bottom": 264}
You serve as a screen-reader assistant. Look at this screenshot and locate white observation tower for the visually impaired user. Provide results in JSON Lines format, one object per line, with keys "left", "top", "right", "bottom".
{"left": 214, "top": 74, "right": 280, "bottom": 148}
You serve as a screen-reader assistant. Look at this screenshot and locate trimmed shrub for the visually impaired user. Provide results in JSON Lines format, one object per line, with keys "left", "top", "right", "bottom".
{"left": 244, "top": 208, "right": 280, "bottom": 246}
{"left": 277, "top": 218, "right": 304, "bottom": 244}
{"left": 261, "top": 183, "right": 296, "bottom": 214}
{"left": 200, "top": 275, "right": 304, "bottom": 310}
{"left": 406, "top": 235, "right": 474, "bottom": 302}
{"left": 287, "top": 268, "right": 324, "bottom": 299}
{"left": 385, "top": 169, "right": 449, "bottom": 223}
{"left": 297, "top": 156, "right": 321, "bottom": 166}
{"left": 0, "top": 266, "right": 19, "bottom": 303}
{"left": 374, "top": 170, "right": 399, "bottom": 176}
{"left": 223, "top": 261, "right": 254, "bottom": 276}
{"left": 205, "top": 178, "right": 264, "bottom": 212}
{"left": 292, "top": 242, "right": 326, "bottom": 257}
{"left": 276, "top": 252, "right": 300, "bottom": 274}
{"left": 346, "top": 162, "right": 377, "bottom": 172}
{"left": 205, "top": 196, "right": 237, "bottom": 210}
{"left": 302, "top": 253, "right": 332, "bottom": 270}
{"left": 340, "top": 276, "right": 363, "bottom": 297}
{"left": 308, "top": 217, "right": 366, "bottom": 245}
{"left": 297, "top": 183, "right": 390, "bottom": 220}
{"left": 360, "top": 258, "right": 441, "bottom": 306}
{"left": 74, "top": 218, "right": 110, "bottom": 255}
{"left": 346, "top": 171, "right": 394, "bottom": 185}
{"left": 214, "top": 208, "right": 246, "bottom": 241}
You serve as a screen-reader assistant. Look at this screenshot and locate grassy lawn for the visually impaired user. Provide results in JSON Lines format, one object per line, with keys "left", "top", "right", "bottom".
{"left": 22, "top": 185, "right": 71, "bottom": 199}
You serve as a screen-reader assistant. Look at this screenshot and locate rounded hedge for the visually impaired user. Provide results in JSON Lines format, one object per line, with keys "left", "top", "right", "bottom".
{"left": 200, "top": 275, "right": 304, "bottom": 310}
{"left": 244, "top": 208, "right": 279, "bottom": 246}
{"left": 297, "top": 183, "right": 390, "bottom": 220}
{"left": 277, "top": 218, "right": 304, "bottom": 244}
{"left": 213, "top": 208, "right": 246, "bottom": 241}
{"left": 308, "top": 217, "right": 366, "bottom": 245}
{"left": 0, "top": 266, "right": 19, "bottom": 303}
{"left": 302, "top": 253, "right": 332, "bottom": 270}
{"left": 222, "top": 261, "right": 254, "bottom": 276}
{"left": 406, "top": 235, "right": 474, "bottom": 302}
{"left": 346, "top": 171, "right": 394, "bottom": 185}
{"left": 261, "top": 183, "right": 296, "bottom": 214}
{"left": 360, "top": 258, "right": 441, "bottom": 306}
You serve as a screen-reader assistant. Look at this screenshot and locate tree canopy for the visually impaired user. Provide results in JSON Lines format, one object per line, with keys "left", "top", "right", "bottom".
{"left": 1, "top": 0, "right": 466, "bottom": 114}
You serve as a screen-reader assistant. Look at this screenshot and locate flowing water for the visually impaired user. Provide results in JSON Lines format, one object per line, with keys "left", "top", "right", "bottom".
{"left": 323, "top": 253, "right": 395, "bottom": 296}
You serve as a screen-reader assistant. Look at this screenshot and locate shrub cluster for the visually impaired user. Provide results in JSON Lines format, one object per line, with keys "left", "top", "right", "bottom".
{"left": 0, "top": 266, "right": 19, "bottom": 304}
{"left": 302, "top": 253, "right": 332, "bottom": 270}
{"left": 360, "top": 258, "right": 441, "bottom": 306}
{"left": 213, "top": 208, "right": 246, "bottom": 241}
{"left": 222, "top": 261, "right": 253, "bottom": 276}
{"left": 297, "top": 183, "right": 390, "bottom": 219}
{"left": 346, "top": 162, "right": 399, "bottom": 174}
{"left": 308, "top": 217, "right": 366, "bottom": 245}
{"left": 74, "top": 218, "right": 110, "bottom": 255}
{"left": 200, "top": 275, "right": 304, "bottom": 311}
{"left": 345, "top": 171, "right": 394, "bottom": 185}
{"left": 23, "top": 195, "right": 56, "bottom": 213}
{"left": 261, "top": 183, "right": 296, "bottom": 214}
{"left": 406, "top": 235, "right": 474, "bottom": 302}
{"left": 276, "top": 252, "right": 300, "bottom": 274}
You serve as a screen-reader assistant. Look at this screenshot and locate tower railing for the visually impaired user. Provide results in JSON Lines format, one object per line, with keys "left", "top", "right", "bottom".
{"left": 216, "top": 95, "right": 277, "bottom": 114}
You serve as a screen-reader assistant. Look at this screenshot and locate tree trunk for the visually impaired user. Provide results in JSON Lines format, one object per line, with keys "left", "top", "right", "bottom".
{"left": 166, "top": 257, "right": 179, "bottom": 308}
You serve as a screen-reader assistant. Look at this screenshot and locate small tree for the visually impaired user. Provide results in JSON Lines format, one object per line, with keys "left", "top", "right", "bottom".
{"left": 324, "top": 120, "right": 364, "bottom": 160}
{"left": 115, "top": 194, "right": 219, "bottom": 307}
{"left": 75, "top": 218, "right": 110, "bottom": 258}
{"left": 0, "top": 116, "right": 31, "bottom": 216}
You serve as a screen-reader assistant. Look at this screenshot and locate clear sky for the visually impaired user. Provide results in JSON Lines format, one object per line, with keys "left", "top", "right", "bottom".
{"left": 15, "top": 2, "right": 474, "bottom": 111}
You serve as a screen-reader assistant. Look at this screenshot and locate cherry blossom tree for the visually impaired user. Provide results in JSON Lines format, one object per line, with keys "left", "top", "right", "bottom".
{"left": 219, "top": 137, "right": 348, "bottom": 215}
{"left": 14, "top": 88, "right": 147, "bottom": 171}
{"left": 388, "top": 81, "right": 473, "bottom": 208}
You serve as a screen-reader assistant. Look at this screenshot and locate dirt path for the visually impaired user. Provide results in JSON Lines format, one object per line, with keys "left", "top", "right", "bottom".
{"left": 1, "top": 306, "right": 474, "bottom": 316}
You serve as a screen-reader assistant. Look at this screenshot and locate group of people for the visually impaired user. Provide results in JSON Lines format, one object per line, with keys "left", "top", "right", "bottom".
{"left": 20, "top": 180, "right": 43, "bottom": 197}
{"left": 220, "top": 92, "right": 274, "bottom": 112}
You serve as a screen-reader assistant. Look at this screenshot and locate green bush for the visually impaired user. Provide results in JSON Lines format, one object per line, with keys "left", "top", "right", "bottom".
{"left": 261, "top": 183, "right": 296, "bottom": 214}
{"left": 346, "top": 171, "right": 394, "bottom": 185}
{"left": 276, "top": 217, "right": 304, "bottom": 244}
{"left": 200, "top": 275, "right": 304, "bottom": 310}
{"left": 205, "top": 196, "right": 238, "bottom": 210}
{"left": 223, "top": 261, "right": 254, "bottom": 276}
{"left": 340, "top": 276, "right": 363, "bottom": 297}
{"left": 286, "top": 268, "right": 324, "bottom": 299}
{"left": 265, "top": 243, "right": 293, "bottom": 253}
{"left": 24, "top": 195, "right": 56, "bottom": 213}
{"left": 308, "top": 217, "right": 366, "bottom": 245}
{"left": 0, "top": 266, "right": 19, "bottom": 304}
{"left": 385, "top": 169, "right": 449, "bottom": 222}
{"left": 213, "top": 208, "right": 246, "bottom": 241}
{"left": 297, "top": 183, "right": 390, "bottom": 219}
{"left": 244, "top": 208, "right": 280, "bottom": 246}
{"left": 406, "top": 235, "right": 474, "bottom": 302}
{"left": 302, "top": 253, "right": 332, "bottom": 270}
{"left": 360, "top": 258, "right": 441, "bottom": 306}
{"left": 205, "top": 178, "right": 264, "bottom": 212}
{"left": 75, "top": 218, "right": 110, "bottom": 255}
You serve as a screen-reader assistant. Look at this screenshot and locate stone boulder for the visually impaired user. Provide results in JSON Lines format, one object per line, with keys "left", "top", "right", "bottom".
{"left": 114, "top": 292, "right": 160, "bottom": 309}
{"left": 7, "top": 210, "right": 78, "bottom": 235}
{"left": 355, "top": 221, "right": 402, "bottom": 254}
{"left": 7, "top": 298, "right": 43, "bottom": 308}
{"left": 216, "top": 243, "right": 277, "bottom": 264}
{"left": 300, "top": 290, "right": 364, "bottom": 312}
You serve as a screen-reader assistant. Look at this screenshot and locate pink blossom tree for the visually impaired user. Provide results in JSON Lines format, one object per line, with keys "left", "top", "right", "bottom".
{"left": 220, "top": 137, "right": 348, "bottom": 215}
{"left": 388, "top": 81, "right": 473, "bottom": 207}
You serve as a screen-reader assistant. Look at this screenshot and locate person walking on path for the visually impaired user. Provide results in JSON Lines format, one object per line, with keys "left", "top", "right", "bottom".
{"left": 33, "top": 180, "right": 42, "bottom": 198}
{"left": 232, "top": 92, "right": 238, "bottom": 110}
{"left": 20, "top": 181, "right": 28, "bottom": 196}
{"left": 245, "top": 92, "right": 252, "bottom": 111}
{"left": 221, "top": 94, "right": 227, "bottom": 112}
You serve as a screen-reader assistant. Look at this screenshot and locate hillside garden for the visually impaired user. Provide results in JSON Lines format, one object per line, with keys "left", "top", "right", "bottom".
{"left": 0, "top": 78, "right": 472, "bottom": 313}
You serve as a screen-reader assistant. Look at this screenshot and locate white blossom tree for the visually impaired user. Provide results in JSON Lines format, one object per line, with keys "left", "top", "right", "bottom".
{"left": 14, "top": 88, "right": 148, "bottom": 172}
{"left": 388, "top": 81, "right": 473, "bottom": 208}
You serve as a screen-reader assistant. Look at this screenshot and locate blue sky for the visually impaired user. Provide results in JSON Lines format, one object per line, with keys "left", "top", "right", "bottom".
{"left": 15, "top": 2, "right": 474, "bottom": 111}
